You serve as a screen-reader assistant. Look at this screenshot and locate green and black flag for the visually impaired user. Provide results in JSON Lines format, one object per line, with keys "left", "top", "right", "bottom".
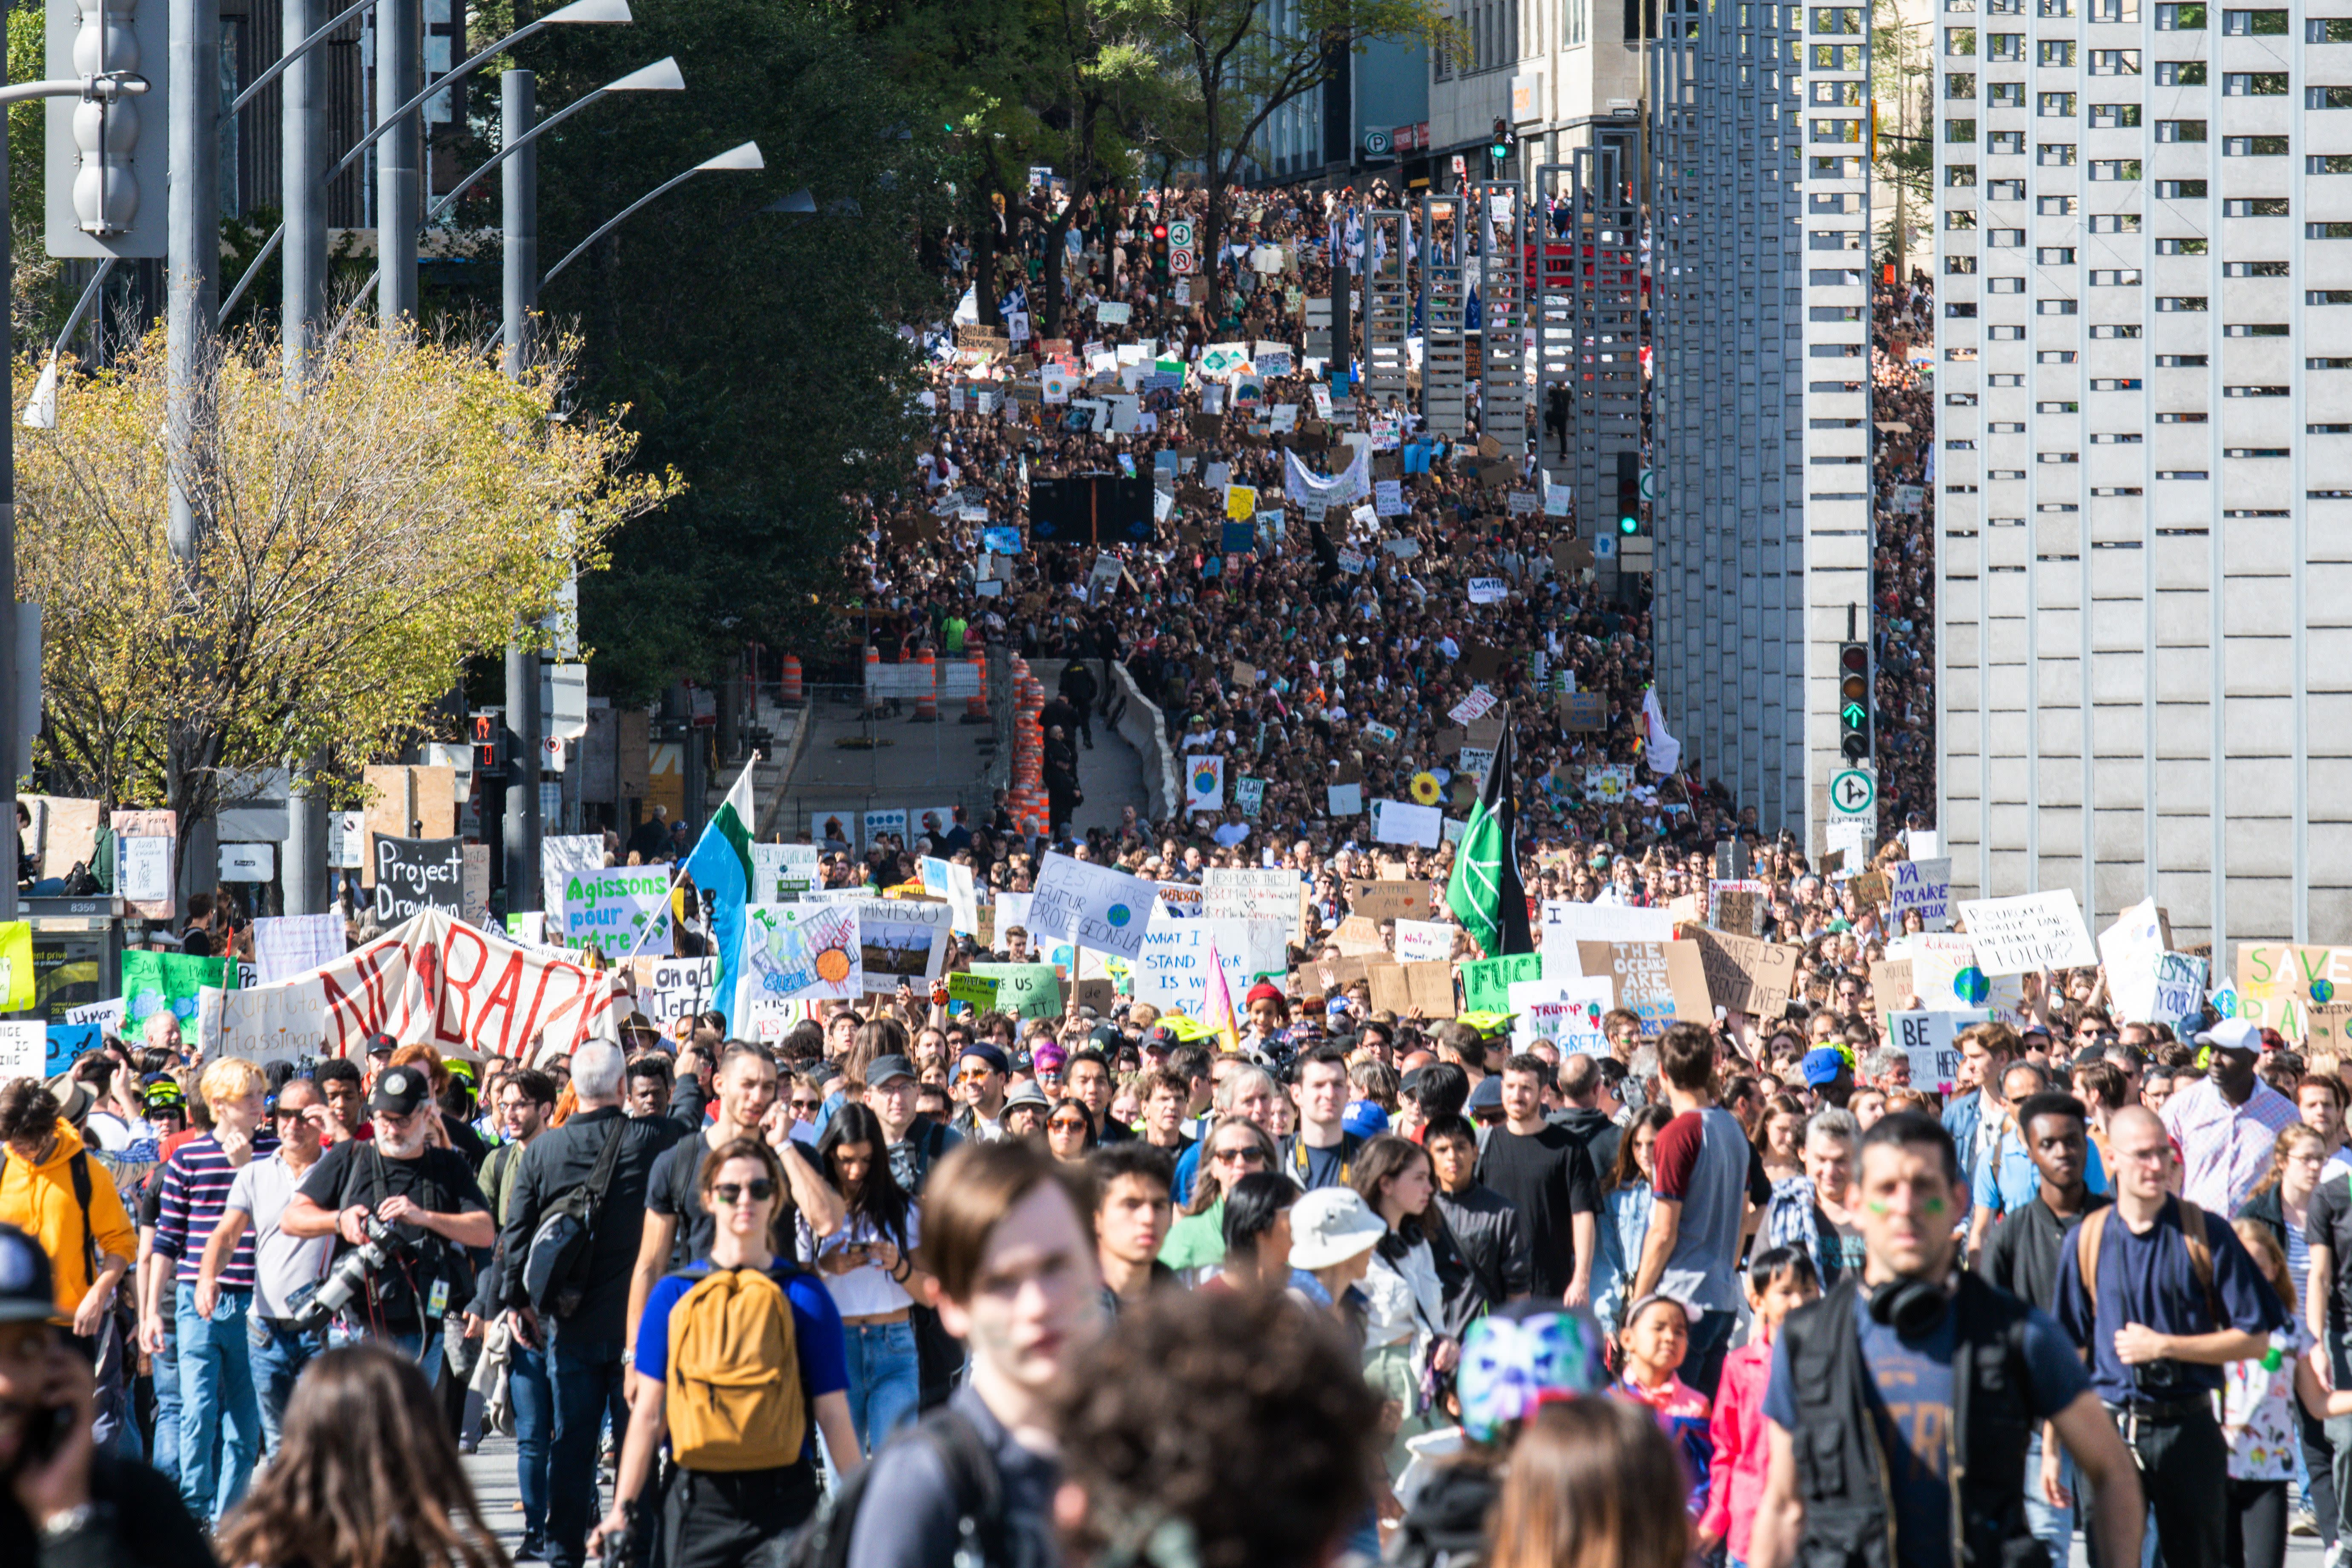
{"left": 1444, "top": 711, "right": 1534, "bottom": 956}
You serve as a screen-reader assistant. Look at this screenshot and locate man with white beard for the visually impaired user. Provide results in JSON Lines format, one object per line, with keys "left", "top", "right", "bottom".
{"left": 279, "top": 1063, "right": 494, "bottom": 1372}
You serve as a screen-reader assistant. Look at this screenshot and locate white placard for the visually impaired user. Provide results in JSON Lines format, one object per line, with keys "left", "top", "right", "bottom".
{"left": 2099, "top": 898, "right": 2168, "bottom": 1023}
{"left": 740, "top": 902, "right": 863, "bottom": 1013}
{"left": 1539, "top": 899, "right": 1676, "bottom": 970}
{"left": 1370, "top": 798, "right": 1444, "bottom": 848}
{"left": 752, "top": 843, "right": 823, "bottom": 902}
{"left": 1887, "top": 1010, "right": 1994, "bottom": 1093}
{"left": 1466, "top": 577, "right": 1508, "bottom": 605}
{"left": 1447, "top": 688, "right": 1499, "bottom": 724}
{"left": 1132, "top": 917, "right": 1288, "bottom": 1017}
{"left": 1394, "top": 919, "right": 1454, "bottom": 963}
{"left": 1025, "top": 852, "right": 1160, "bottom": 961}
{"left": 118, "top": 835, "right": 172, "bottom": 904}
{"left": 219, "top": 843, "right": 275, "bottom": 882}
{"left": 1953, "top": 889, "right": 2099, "bottom": 975}
{"left": 0, "top": 1021, "right": 43, "bottom": 1078}
{"left": 846, "top": 897, "right": 953, "bottom": 993}
{"left": 330, "top": 811, "right": 368, "bottom": 870}
{"left": 1508, "top": 975, "right": 1616, "bottom": 1055}
{"left": 1889, "top": 858, "right": 1952, "bottom": 930}
{"left": 253, "top": 913, "right": 347, "bottom": 985}
{"left": 1327, "top": 781, "right": 1364, "bottom": 816}
{"left": 1185, "top": 755, "right": 1224, "bottom": 815}
{"left": 1201, "top": 868, "right": 1301, "bottom": 925}
{"left": 540, "top": 835, "right": 607, "bottom": 926}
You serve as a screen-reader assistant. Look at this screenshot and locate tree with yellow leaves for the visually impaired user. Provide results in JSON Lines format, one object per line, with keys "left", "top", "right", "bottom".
{"left": 12, "top": 322, "right": 679, "bottom": 845}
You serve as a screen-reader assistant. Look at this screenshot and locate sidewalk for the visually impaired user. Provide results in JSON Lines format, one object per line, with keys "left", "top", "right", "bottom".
{"left": 1027, "top": 658, "right": 1149, "bottom": 838}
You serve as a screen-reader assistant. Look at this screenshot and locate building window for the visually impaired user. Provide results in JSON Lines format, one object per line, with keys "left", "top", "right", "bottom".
{"left": 2225, "top": 260, "right": 2290, "bottom": 274}
{"left": 2155, "top": 178, "right": 2209, "bottom": 196}
{"left": 2310, "top": 220, "right": 2352, "bottom": 236}
{"left": 1990, "top": 130, "right": 2026, "bottom": 151}
{"left": 2225, "top": 72, "right": 2292, "bottom": 95}
{"left": 2155, "top": 60, "right": 2206, "bottom": 83}
{"left": 1949, "top": 71, "right": 1979, "bottom": 96}
{"left": 2226, "top": 136, "right": 2293, "bottom": 154}
{"left": 2154, "top": 2, "right": 2207, "bottom": 24}
{"left": 2090, "top": 158, "right": 2144, "bottom": 178}
{"left": 2223, "top": 321, "right": 2291, "bottom": 333}
{"left": 2155, "top": 119, "right": 2209, "bottom": 141}
{"left": 2090, "top": 266, "right": 2143, "bottom": 281}
{"left": 1989, "top": 30, "right": 2026, "bottom": 57}
{"left": 2223, "top": 8, "right": 2289, "bottom": 32}
{"left": 2155, "top": 235, "right": 2207, "bottom": 250}
{"left": 1990, "top": 80, "right": 2026, "bottom": 105}
{"left": 2040, "top": 40, "right": 2077, "bottom": 65}
{"left": 2091, "top": 213, "right": 2145, "bottom": 231}
{"left": 2156, "top": 295, "right": 2211, "bottom": 309}
{"left": 1949, "top": 118, "right": 1982, "bottom": 141}
{"left": 2226, "top": 196, "right": 2290, "bottom": 214}
{"left": 2090, "top": 103, "right": 2143, "bottom": 126}
{"left": 2089, "top": 322, "right": 2145, "bottom": 335}
{"left": 2312, "top": 17, "right": 2352, "bottom": 39}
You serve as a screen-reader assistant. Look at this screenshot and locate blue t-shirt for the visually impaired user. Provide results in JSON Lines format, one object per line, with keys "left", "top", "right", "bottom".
{"left": 2052, "top": 1197, "right": 2286, "bottom": 1402}
{"left": 635, "top": 1260, "right": 851, "bottom": 1462}
{"left": 1765, "top": 1292, "right": 2091, "bottom": 1568}
{"left": 1973, "top": 1123, "right": 2109, "bottom": 1218}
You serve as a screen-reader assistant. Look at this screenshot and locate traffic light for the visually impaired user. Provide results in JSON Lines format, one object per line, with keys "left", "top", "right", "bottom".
{"left": 1491, "top": 117, "right": 1513, "bottom": 164}
{"left": 1150, "top": 221, "right": 1170, "bottom": 284}
{"left": 471, "top": 711, "right": 507, "bottom": 775}
{"left": 1614, "top": 451, "right": 1640, "bottom": 536}
{"left": 1838, "top": 643, "right": 1872, "bottom": 761}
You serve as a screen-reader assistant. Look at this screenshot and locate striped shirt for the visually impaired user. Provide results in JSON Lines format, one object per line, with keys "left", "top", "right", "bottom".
{"left": 151, "top": 1131, "right": 279, "bottom": 1289}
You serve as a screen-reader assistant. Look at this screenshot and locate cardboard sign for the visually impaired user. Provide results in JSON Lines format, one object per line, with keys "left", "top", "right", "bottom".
{"left": 1027, "top": 852, "right": 1159, "bottom": 961}
{"left": 1706, "top": 880, "right": 1769, "bottom": 937}
{"left": 1330, "top": 916, "right": 1388, "bottom": 956}
{"left": 967, "top": 962, "right": 1063, "bottom": 1020}
{"left": 845, "top": 896, "right": 952, "bottom": 993}
{"left": 1576, "top": 941, "right": 1713, "bottom": 1034}
{"left": 1685, "top": 927, "right": 1802, "bottom": 1018}
{"left": 1557, "top": 692, "right": 1606, "bottom": 730}
{"left": 1349, "top": 880, "right": 1433, "bottom": 922}
{"left": 2236, "top": 943, "right": 2352, "bottom": 1041}
{"left": 1954, "top": 890, "right": 2098, "bottom": 974}
{"left": 374, "top": 836, "right": 465, "bottom": 924}
{"left": 111, "top": 809, "right": 177, "bottom": 919}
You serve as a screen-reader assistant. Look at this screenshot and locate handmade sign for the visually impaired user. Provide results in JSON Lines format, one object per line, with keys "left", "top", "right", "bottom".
{"left": 124, "top": 949, "right": 235, "bottom": 1035}
{"left": 1683, "top": 927, "right": 1802, "bottom": 1018}
{"left": 557, "top": 866, "right": 675, "bottom": 958}
{"left": 253, "top": 914, "right": 348, "bottom": 986}
{"left": 1027, "top": 852, "right": 1159, "bottom": 962}
{"left": 1889, "top": 858, "right": 1952, "bottom": 930}
{"left": 752, "top": 844, "right": 823, "bottom": 902}
{"left": 1348, "top": 880, "right": 1433, "bottom": 922}
{"left": 1538, "top": 900, "right": 1674, "bottom": 969}
{"left": 1574, "top": 941, "right": 1712, "bottom": 1034}
{"left": 1393, "top": 919, "right": 1454, "bottom": 963}
{"left": 1371, "top": 799, "right": 1443, "bottom": 848}
{"left": 1462, "top": 953, "right": 1545, "bottom": 1014}
{"left": 739, "top": 903, "right": 862, "bottom": 1014}
{"left": 1887, "top": 1010, "right": 1993, "bottom": 1094}
{"left": 375, "top": 836, "right": 466, "bottom": 924}
{"left": 967, "top": 962, "right": 1062, "bottom": 1020}
{"left": 1953, "top": 890, "right": 2097, "bottom": 974}
{"left": 846, "top": 897, "right": 952, "bottom": 992}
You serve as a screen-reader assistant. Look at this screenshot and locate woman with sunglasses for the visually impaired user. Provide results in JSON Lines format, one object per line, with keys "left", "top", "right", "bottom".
{"left": 804, "top": 1104, "right": 928, "bottom": 1455}
{"left": 1044, "top": 1098, "right": 1098, "bottom": 1163}
{"left": 1157, "top": 1116, "right": 1280, "bottom": 1283}
{"left": 593, "top": 1137, "right": 861, "bottom": 1566}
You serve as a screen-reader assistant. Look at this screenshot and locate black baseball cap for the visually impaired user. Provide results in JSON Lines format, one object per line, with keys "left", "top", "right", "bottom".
{"left": 369, "top": 1065, "right": 431, "bottom": 1116}
{"left": 365, "top": 1032, "right": 398, "bottom": 1059}
{"left": 866, "top": 1054, "right": 917, "bottom": 1087}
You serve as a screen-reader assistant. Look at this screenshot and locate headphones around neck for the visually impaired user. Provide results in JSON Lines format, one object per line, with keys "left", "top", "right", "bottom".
{"left": 1867, "top": 1273, "right": 1953, "bottom": 1336}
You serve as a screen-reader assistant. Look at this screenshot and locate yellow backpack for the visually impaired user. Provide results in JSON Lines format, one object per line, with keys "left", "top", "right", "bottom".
{"left": 664, "top": 1266, "right": 807, "bottom": 1472}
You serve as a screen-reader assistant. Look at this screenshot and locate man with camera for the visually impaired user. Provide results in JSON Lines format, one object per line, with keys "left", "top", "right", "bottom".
{"left": 2054, "top": 1104, "right": 2285, "bottom": 1568}
{"left": 280, "top": 1064, "right": 494, "bottom": 1370}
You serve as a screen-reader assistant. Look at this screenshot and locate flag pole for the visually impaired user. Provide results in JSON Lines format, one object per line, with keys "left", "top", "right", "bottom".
{"left": 618, "top": 750, "right": 760, "bottom": 966}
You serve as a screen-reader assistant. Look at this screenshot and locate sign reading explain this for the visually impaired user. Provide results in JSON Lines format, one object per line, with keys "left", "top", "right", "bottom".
{"left": 375, "top": 836, "right": 466, "bottom": 924}
{"left": 1027, "top": 853, "right": 1158, "bottom": 960}
{"left": 1953, "top": 889, "right": 2098, "bottom": 974}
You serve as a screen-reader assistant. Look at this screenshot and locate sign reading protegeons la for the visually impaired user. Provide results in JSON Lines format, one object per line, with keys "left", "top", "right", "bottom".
{"left": 211, "top": 909, "right": 625, "bottom": 1063}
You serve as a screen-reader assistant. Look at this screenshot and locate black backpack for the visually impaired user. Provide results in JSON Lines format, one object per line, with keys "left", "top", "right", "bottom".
{"left": 521, "top": 1120, "right": 626, "bottom": 1318}
{"left": 787, "top": 1405, "right": 1007, "bottom": 1568}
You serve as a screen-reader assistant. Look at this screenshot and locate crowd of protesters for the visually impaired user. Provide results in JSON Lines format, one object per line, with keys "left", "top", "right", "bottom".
{"left": 1871, "top": 269, "right": 1939, "bottom": 838}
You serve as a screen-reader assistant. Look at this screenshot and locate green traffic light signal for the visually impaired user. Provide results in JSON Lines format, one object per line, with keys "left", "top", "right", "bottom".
{"left": 1618, "top": 514, "right": 1637, "bottom": 535}
{"left": 1841, "top": 701, "right": 1867, "bottom": 727}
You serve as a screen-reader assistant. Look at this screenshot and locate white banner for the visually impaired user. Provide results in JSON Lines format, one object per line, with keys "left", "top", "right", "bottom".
{"left": 1954, "top": 889, "right": 2098, "bottom": 975}
{"left": 1371, "top": 798, "right": 1443, "bottom": 848}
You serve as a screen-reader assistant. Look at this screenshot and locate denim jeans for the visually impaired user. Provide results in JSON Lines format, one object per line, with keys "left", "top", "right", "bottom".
{"left": 172, "top": 1282, "right": 261, "bottom": 1522}
{"left": 2024, "top": 1431, "right": 2078, "bottom": 1566}
{"left": 327, "top": 1316, "right": 437, "bottom": 1382}
{"left": 510, "top": 1340, "right": 554, "bottom": 1539}
{"left": 546, "top": 1327, "right": 628, "bottom": 1568}
{"left": 246, "top": 1316, "right": 323, "bottom": 1459}
{"left": 149, "top": 1321, "right": 179, "bottom": 1485}
{"left": 840, "top": 1320, "right": 921, "bottom": 1455}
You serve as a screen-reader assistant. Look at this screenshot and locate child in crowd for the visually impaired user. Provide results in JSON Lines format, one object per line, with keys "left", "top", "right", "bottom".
{"left": 1611, "top": 1292, "right": 1713, "bottom": 1520}
{"left": 1702, "top": 1247, "right": 1822, "bottom": 1567}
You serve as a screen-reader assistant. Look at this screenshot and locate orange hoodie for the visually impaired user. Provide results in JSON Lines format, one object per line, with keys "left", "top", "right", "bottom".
{"left": 0, "top": 1123, "right": 137, "bottom": 1313}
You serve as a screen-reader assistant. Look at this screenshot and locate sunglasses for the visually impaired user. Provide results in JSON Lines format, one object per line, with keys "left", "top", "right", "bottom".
{"left": 789, "top": 1098, "right": 823, "bottom": 1112}
{"left": 1212, "top": 1146, "right": 1266, "bottom": 1165}
{"left": 955, "top": 1070, "right": 994, "bottom": 1084}
{"left": 711, "top": 1179, "right": 778, "bottom": 1206}
{"left": 1048, "top": 1115, "right": 1089, "bottom": 1131}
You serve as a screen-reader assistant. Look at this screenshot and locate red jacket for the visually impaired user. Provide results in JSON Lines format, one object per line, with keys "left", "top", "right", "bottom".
{"left": 1702, "top": 1337, "right": 1775, "bottom": 1559}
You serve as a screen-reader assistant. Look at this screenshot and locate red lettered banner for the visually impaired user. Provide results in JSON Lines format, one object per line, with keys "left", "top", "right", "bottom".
{"left": 208, "top": 910, "right": 625, "bottom": 1063}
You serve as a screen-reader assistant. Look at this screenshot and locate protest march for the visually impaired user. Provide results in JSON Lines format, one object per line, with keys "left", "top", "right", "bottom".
{"left": 0, "top": 168, "right": 2335, "bottom": 1568}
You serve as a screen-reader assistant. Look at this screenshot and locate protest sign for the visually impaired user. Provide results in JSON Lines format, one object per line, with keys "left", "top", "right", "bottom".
{"left": 968, "top": 962, "right": 1062, "bottom": 1020}
{"left": 739, "top": 903, "right": 862, "bottom": 1017}
{"left": 1889, "top": 858, "right": 1952, "bottom": 930}
{"left": 752, "top": 843, "right": 822, "bottom": 902}
{"left": 848, "top": 897, "right": 951, "bottom": 992}
{"left": 1329, "top": 916, "right": 1387, "bottom": 956}
{"left": 1348, "top": 880, "right": 1433, "bottom": 921}
{"left": 1706, "top": 880, "right": 1768, "bottom": 936}
{"left": 629, "top": 955, "right": 718, "bottom": 1024}
{"left": 1576, "top": 941, "right": 1712, "bottom": 1034}
{"left": 862, "top": 808, "right": 910, "bottom": 846}
{"left": 1202, "top": 868, "right": 1302, "bottom": 930}
{"left": 1447, "top": 688, "right": 1499, "bottom": 724}
{"left": 2236, "top": 943, "right": 2352, "bottom": 1041}
{"left": 201, "top": 979, "right": 326, "bottom": 1065}
{"left": 1886, "top": 1010, "right": 1993, "bottom": 1093}
{"left": 1327, "top": 782, "right": 1363, "bottom": 817}
{"left": 1027, "top": 853, "right": 1159, "bottom": 962}
{"left": 2148, "top": 952, "right": 2209, "bottom": 1036}
{"left": 947, "top": 972, "right": 1000, "bottom": 1013}
{"left": 1466, "top": 578, "right": 1508, "bottom": 605}
{"left": 1394, "top": 919, "right": 1454, "bottom": 963}
{"left": 43, "top": 1019, "right": 101, "bottom": 1077}
{"left": 1953, "top": 890, "right": 2097, "bottom": 974}
{"left": 112, "top": 809, "right": 177, "bottom": 919}
{"left": 1508, "top": 975, "right": 1614, "bottom": 1055}
{"left": 539, "top": 835, "right": 605, "bottom": 924}
{"left": 1371, "top": 799, "right": 1443, "bottom": 848}
{"left": 374, "top": 836, "right": 465, "bottom": 924}
{"left": 1186, "top": 756, "right": 1224, "bottom": 814}
{"left": 253, "top": 913, "right": 347, "bottom": 985}
{"left": 557, "top": 866, "right": 675, "bottom": 958}
{"left": 1462, "top": 953, "right": 1545, "bottom": 1014}
{"left": 1132, "top": 919, "right": 1281, "bottom": 1017}
{"left": 1538, "top": 900, "right": 1674, "bottom": 970}
{"left": 0, "top": 1022, "right": 45, "bottom": 1079}
{"left": 212, "top": 910, "right": 624, "bottom": 1061}
{"left": 1684, "top": 927, "right": 1802, "bottom": 1018}
{"left": 2099, "top": 899, "right": 2169, "bottom": 1024}
{"left": 1153, "top": 887, "right": 1202, "bottom": 920}
{"left": 1883, "top": 934, "right": 2029, "bottom": 1024}
{"left": 124, "top": 949, "right": 235, "bottom": 1035}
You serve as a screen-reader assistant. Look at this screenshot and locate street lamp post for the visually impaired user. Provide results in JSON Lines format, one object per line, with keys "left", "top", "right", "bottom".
{"left": 503, "top": 69, "right": 542, "bottom": 911}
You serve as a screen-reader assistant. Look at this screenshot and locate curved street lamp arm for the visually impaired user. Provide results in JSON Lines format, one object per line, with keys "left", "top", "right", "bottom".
{"left": 228, "top": 0, "right": 375, "bottom": 115}
{"left": 423, "top": 86, "right": 608, "bottom": 227}
{"left": 539, "top": 164, "right": 705, "bottom": 290}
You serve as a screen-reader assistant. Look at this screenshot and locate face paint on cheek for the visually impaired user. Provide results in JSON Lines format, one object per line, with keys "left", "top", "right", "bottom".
{"left": 1866, "top": 1200, "right": 1890, "bottom": 1215}
{"left": 1923, "top": 1196, "right": 1947, "bottom": 1216}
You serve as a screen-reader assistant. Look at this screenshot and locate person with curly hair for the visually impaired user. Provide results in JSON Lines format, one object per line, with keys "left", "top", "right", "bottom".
{"left": 1050, "top": 1288, "right": 1381, "bottom": 1568}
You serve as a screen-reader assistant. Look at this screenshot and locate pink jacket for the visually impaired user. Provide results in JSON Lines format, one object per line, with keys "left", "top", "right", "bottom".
{"left": 1702, "top": 1339, "right": 1775, "bottom": 1559}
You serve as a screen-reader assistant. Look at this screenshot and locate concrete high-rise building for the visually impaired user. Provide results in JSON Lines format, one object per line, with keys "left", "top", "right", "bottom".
{"left": 1648, "top": 0, "right": 1875, "bottom": 844}
{"left": 1933, "top": 0, "right": 2352, "bottom": 947}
